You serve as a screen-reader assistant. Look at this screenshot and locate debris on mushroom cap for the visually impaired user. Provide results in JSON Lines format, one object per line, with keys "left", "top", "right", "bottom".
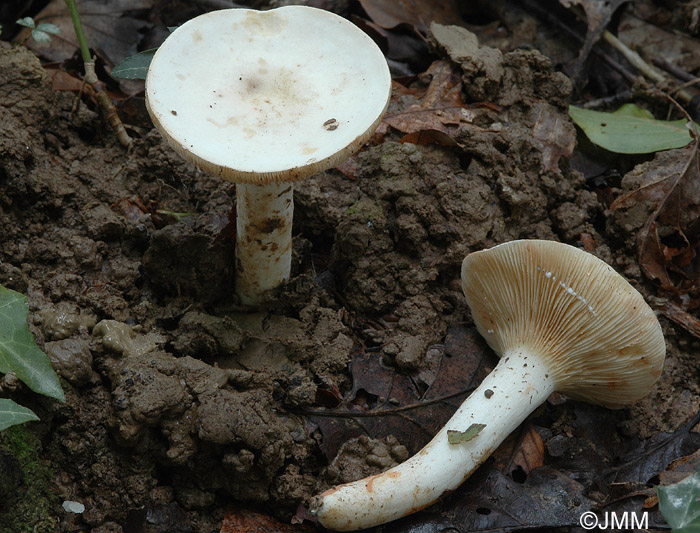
{"left": 461, "top": 239, "right": 666, "bottom": 408}
{"left": 145, "top": 6, "right": 391, "bottom": 185}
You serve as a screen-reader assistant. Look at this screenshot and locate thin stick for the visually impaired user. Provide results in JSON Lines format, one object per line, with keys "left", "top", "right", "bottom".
{"left": 602, "top": 30, "right": 694, "bottom": 104}
{"left": 64, "top": 0, "right": 132, "bottom": 147}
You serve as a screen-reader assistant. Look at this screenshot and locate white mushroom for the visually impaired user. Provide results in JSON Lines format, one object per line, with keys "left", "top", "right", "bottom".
{"left": 312, "top": 239, "right": 666, "bottom": 530}
{"left": 145, "top": 6, "right": 391, "bottom": 305}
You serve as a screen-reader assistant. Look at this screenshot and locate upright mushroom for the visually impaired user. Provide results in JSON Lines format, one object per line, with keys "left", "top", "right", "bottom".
{"left": 145, "top": 6, "right": 391, "bottom": 305}
{"left": 312, "top": 239, "right": 665, "bottom": 530}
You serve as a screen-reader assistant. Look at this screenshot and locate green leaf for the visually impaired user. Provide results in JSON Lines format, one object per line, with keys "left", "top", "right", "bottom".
{"left": 569, "top": 104, "right": 694, "bottom": 154}
{"left": 35, "top": 23, "right": 60, "bottom": 35}
{"left": 0, "top": 399, "right": 39, "bottom": 431}
{"left": 0, "top": 286, "right": 65, "bottom": 402}
{"left": 658, "top": 470, "right": 700, "bottom": 532}
{"left": 30, "top": 30, "right": 52, "bottom": 43}
{"left": 447, "top": 423, "right": 486, "bottom": 445}
{"left": 111, "top": 49, "right": 157, "bottom": 80}
{"left": 16, "top": 17, "right": 36, "bottom": 29}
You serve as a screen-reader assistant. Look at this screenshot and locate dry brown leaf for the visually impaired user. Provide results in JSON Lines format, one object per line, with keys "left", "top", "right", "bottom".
{"left": 382, "top": 60, "right": 476, "bottom": 145}
{"left": 611, "top": 143, "right": 700, "bottom": 292}
{"left": 658, "top": 448, "right": 700, "bottom": 485}
{"left": 400, "top": 129, "right": 459, "bottom": 147}
{"left": 358, "top": 0, "right": 465, "bottom": 33}
{"left": 531, "top": 102, "right": 576, "bottom": 172}
{"left": 559, "top": 0, "right": 629, "bottom": 76}
{"left": 505, "top": 424, "right": 545, "bottom": 477}
{"left": 15, "top": 0, "right": 153, "bottom": 64}
{"left": 221, "top": 507, "right": 315, "bottom": 533}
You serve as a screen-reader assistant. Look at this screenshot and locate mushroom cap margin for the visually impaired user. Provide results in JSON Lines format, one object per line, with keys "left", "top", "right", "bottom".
{"left": 145, "top": 6, "right": 391, "bottom": 185}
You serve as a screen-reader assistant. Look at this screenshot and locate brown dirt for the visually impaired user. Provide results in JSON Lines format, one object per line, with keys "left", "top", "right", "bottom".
{"left": 0, "top": 18, "right": 696, "bottom": 533}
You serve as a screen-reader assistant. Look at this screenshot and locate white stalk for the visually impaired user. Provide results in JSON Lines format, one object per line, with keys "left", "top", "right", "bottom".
{"left": 312, "top": 348, "right": 556, "bottom": 531}
{"left": 235, "top": 182, "right": 294, "bottom": 305}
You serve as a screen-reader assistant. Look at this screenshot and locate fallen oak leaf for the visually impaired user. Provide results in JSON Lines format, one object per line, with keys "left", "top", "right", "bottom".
{"left": 221, "top": 506, "right": 315, "bottom": 532}
{"left": 532, "top": 102, "right": 576, "bottom": 172}
{"left": 382, "top": 60, "right": 478, "bottom": 145}
{"left": 559, "top": 0, "right": 629, "bottom": 79}
{"left": 358, "top": 0, "right": 465, "bottom": 33}
{"left": 505, "top": 424, "right": 545, "bottom": 478}
{"left": 399, "top": 129, "right": 460, "bottom": 147}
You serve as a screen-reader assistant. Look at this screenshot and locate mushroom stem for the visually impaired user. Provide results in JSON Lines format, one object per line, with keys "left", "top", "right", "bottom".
{"left": 235, "top": 182, "right": 294, "bottom": 305}
{"left": 312, "top": 348, "right": 556, "bottom": 531}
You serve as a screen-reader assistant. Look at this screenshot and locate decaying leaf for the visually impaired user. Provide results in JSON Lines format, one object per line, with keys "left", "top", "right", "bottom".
{"left": 611, "top": 140, "right": 700, "bottom": 312}
{"left": 306, "top": 325, "right": 494, "bottom": 461}
{"left": 505, "top": 424, "right": 546, "bottom": 477}
{"left": 533, "top": 103, "right": 576, "bottom": 172}
{"left": 382, "top": 466, "right": 592, "bottom": 531}
{"left": 358, "top": 0, "right": 465, "bottom": 33}
{"left": 448, "top": 423, "right": 486, "bottom": 444}
{"left": 14, "top": 0, "right": 154, "bottom": 64}
{"left": 221, "top": 507, "right": 314, "bottom": 533}
{"left": 559, "top": 0, "right": 628, "bottom": 77}
{"left": 382, "top": 60, "right": 478, "bottom": 146}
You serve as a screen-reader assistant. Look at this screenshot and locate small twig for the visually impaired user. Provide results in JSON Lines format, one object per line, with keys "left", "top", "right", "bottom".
{"left": 581, "top": 90, "right": 633, "bottom": 109}
{"left": 64, "top": 0, "right": 132, "bottom": 148}
{"left": 299, "top": 388, "right": 471, "bottom": 418}
{"left": 602, "top": 30, "right": 665, "bottom": 83}
{"left": 602, "top": 30, "right": 694, "bottom": 104}
{"left": 652, "top": 56, "right": 698, "bottom": 84}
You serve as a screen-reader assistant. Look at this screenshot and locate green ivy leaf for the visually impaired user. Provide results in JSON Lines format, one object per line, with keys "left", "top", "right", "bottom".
{"left": 569, "top": 104, "right": 694, "bottom": 154}
{"left": 112, "top": 49, "right": 157, "bottom": 80}
{"left": 0, "top": 399, "right": 39, "bottom": 431}
{"left": 16, "top": 17, "right": 36, "bottom": 29}
{"left": 35, "top": 23, "right": 60, "bottom": 35}
{"left": 658, "top": 470, "right": 700, "bottom": 532}
{"left": 0, "top": 286, "right": 64, "bottom": 402}
{"left": 448, "top": 423, "right": 486, "bottom": 445}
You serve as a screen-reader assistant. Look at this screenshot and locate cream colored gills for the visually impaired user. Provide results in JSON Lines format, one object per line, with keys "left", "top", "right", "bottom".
{"left": 312, "top": 239, "right": 666, "bottom": 530}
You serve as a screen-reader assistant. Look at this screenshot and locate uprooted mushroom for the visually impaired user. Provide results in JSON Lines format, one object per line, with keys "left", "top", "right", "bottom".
{"left": 312, "top": 239, "right": 666, "bottom": 531}
{"left": 145, "top": 6, "right": 391, "bottom": 305}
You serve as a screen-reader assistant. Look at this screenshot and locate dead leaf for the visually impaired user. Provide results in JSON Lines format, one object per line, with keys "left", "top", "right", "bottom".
{"left": 560, "top": 0, "right": 629, "bottom": 77}
{"left": 611, "top": 143, "right": 700, "bottom": 291}
{"left": 221, "top": 507, "right": 315, "bottom": 533}
{"left": 47, "top": 68, "right": 85, "bottom": 92}
{"left": 382, "top": 467, "right": 591, "bottom": 531}
{"left": 15, "top": 0, "right": 154, "bottom": 64}
{"left": 305, "top": 325, "right": 495, "bottom": 461}
{"left": 383, "top": 60, "right": 477, "bottom": 146}
{"left": 335, "top": 157, "right": 360, "bottom": 181}
{"left": 658, "top": 448, "right": 700, "bottom": 485}
{"left": 358, "top": 0, "right": 465, "bottom": 33}
{"left": 505, "top": 424, "right": 545, "bottom": 478}
{"left": 531, "top": 102, "right": 577, "bottom": 172}
{"left": 399, "top": 129, "right": 460, "bottom": 147}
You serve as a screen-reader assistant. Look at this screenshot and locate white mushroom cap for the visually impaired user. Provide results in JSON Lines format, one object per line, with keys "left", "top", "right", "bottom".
{"left": 461, "top": 239, "right": 666, "bottom": 408}
{"left": 145, "top": 6, "right": 391, "bottom": 184}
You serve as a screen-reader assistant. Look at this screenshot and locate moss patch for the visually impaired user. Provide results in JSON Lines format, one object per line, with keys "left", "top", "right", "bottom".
{"left": 0, "top": 425, "right": 60, "bottom": 533}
